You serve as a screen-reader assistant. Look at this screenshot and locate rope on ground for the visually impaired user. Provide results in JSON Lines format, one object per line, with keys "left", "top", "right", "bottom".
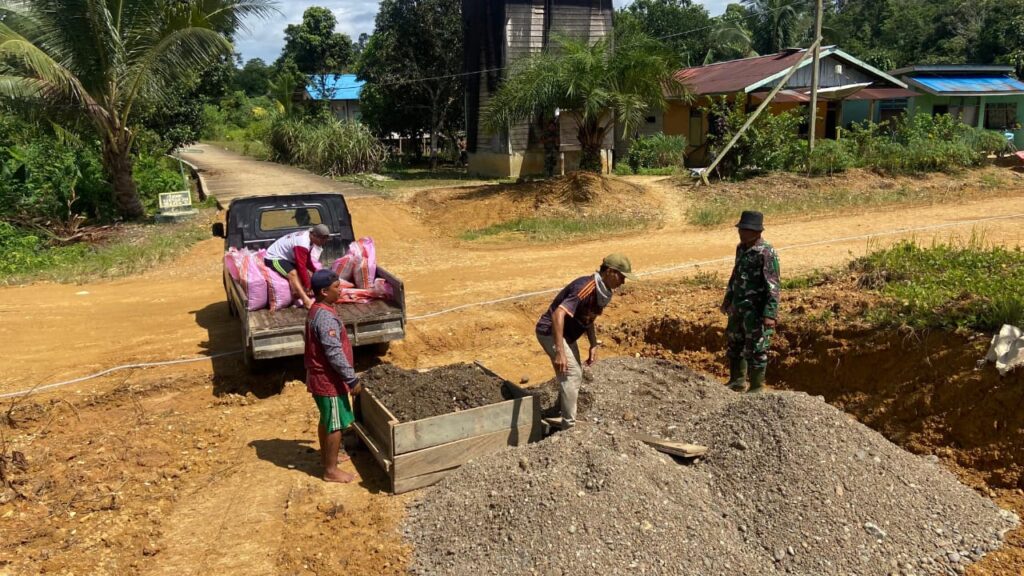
{"left": 0, "top": 351, "right": 241, "bottom": 401}
{"left": 6, "top": 211, "right": 1023, "bottom": 400}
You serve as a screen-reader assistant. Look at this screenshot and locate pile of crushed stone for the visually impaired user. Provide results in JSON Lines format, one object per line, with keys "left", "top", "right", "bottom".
{"left": 362, "top": 363, "right": 508, "bottom": 422}
{"left": 406, "top": 358, "right": 1018, "bottom": 576}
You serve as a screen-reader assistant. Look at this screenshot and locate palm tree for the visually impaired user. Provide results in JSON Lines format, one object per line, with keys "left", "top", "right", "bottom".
{"left": 483, "top": 31, "right": 685, "bottom": 173}
{"left": 705, "top": 11, "right": 759, "bottom": 64}
{"left": 743, "top": 0, "right": 810, "bottom": 54}
{"left": 0, "top": 0, "right": 277, "bottom": 219}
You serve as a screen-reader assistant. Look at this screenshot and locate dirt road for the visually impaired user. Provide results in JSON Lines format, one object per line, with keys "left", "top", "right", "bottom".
{"left": 2, "top": 176, "right": 1023, "bottom": 395}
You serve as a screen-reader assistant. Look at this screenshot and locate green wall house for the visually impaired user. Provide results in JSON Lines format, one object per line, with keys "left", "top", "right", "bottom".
{"left": 893, "top": 65, "right": 1024, "bottom": 148}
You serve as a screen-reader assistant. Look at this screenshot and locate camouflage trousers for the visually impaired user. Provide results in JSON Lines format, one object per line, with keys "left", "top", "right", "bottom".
{"left": 726, "top": 311, "right": 774, "bottom": 370}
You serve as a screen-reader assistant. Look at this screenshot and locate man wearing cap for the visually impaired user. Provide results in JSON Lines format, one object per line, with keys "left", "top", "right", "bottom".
{"left": 536, "top": 254, "right": 636, "bottom": 427}
{"left": 265, "top": 223, "right": 331, "bottom": 309}
{"left": 721, "top": 211, "right": 781, "bottom": 393}
{"left": 306, "top": 269, "right": 363, "bottom": 483}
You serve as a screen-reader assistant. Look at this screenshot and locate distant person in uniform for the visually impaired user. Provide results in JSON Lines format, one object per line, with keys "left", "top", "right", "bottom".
{"left": 305, "top": 269, "right": 362, "bottom": 483}
{"left": 536, "top": 254, "right": 636, "bottom": 428}
{"left": 265, "top": 223, "right": 330, "bottom": 309}
{"left": 721, "top": 211, "right": 781, "bottom": 393}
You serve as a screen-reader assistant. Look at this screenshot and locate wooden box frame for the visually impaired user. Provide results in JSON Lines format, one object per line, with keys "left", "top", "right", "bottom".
{"left": 352, "top": 363, "right": 541, "bottom": 494}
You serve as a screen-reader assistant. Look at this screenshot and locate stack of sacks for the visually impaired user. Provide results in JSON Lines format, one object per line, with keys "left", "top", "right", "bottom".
{"left": 329, "top": 237, "right": 393, "bottom": 304}
{"left": 225, "top": 238, "right": 391, "bottom": 311}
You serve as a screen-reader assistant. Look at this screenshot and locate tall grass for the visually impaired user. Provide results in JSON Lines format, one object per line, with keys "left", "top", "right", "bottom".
{"left": 853, "top": 237, "right": 1024, "bottom": 330}
{"left": 267, "top": 117, "right": 389, "bottom": 176}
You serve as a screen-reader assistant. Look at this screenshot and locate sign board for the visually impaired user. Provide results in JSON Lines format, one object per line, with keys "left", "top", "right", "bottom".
{"left": 158, "top": 191, "right": 193, "bottom": 211}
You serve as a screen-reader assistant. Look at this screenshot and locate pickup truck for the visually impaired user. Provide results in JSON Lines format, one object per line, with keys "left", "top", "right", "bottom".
{"left": 212, "top": 193, "right": 406, "bottom": 369}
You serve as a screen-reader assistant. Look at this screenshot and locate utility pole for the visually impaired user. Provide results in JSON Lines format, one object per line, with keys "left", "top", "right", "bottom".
{"left": 808, "top": 0, "right": 824, "bottom": 152}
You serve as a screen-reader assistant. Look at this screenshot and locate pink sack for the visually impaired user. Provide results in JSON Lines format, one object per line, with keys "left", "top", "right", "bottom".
{"left": 358, "top": 238, "right": 377, "bottom": 283}
{"left": 331, "top": 254, "right": 358, "bottom": 282}
{"left": 262, "top": 259, "right": 295, "bottom": 311}
{"left": 349, "top": 239, "right": 373, "bottom": 289}
{"left": 239, "top": 249, "right": 269, "bottom": 311}
{"left": 224, "top": 248, "right": 243, "bottom": 282}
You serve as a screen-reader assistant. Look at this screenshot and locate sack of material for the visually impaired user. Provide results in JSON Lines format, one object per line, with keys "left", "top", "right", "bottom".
{"left": 986, "top": 325, "right": 1024, "bottom": 376}
{"left": 235, "top": 249, "right": 269, "bottom": 312}
{"left": 331, "top": 254, "right": 358, "bottom": 282}
{"left": 263, "top": 259, "right": 295, "bottom": 311}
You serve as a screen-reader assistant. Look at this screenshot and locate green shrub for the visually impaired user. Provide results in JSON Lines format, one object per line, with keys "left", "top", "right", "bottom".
{"left": 626, "top": 133, "right": 687, "bottom": 173}
{"left": 267, "top": 116, "right": 389, "bottom": 176}
{"left": 808, "top": 139, "right": 855, "bottom": 175}
{"left": 701, "top": 95, "right": 805, "bottom": 175}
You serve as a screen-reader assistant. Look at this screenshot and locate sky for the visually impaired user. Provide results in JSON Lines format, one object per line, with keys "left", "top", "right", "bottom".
{"left": 235, "top": 0, "right": 733, "bottom": 64}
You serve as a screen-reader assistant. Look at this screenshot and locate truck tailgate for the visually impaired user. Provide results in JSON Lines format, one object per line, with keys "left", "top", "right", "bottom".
{"left": 247, "top": 300, "right": 404, "bottom": 359}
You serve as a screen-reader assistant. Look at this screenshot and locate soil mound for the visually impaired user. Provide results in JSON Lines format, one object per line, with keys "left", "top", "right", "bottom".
{"left": 406, "top": 358, "right": 1018, "bottom": 576}
{"left": 410, "top": 172, "right": 659, "bottom": 236}
{"left": 362, "top": 363, "right": 507, "bottom": 422}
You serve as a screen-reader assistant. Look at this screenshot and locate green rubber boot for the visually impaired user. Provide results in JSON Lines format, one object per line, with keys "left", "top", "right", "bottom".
{"left": 727, "top": 357, "right": 748, "bottom": 392}
{"left": 747, "top": 366, "right": 767, "bottom": 394}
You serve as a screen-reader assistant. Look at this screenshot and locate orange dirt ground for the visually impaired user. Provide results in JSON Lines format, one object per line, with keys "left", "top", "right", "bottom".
{"left": 3, "top": 170, "right": 1024, "bottom": 575}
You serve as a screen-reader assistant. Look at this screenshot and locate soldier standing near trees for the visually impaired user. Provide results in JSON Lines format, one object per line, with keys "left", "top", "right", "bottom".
{"left": 721, "top": 211, "right": 781, "bottom": 393}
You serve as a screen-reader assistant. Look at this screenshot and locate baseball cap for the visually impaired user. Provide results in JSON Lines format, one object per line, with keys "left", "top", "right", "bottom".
{"left": 310, "top": 224, "right": 331, "bottom": 238}
{"left": 311, "top": 269, "right": 339, "bottom": 293}
{"left": 602, "top": 253, "right": 637, "bottom": 280}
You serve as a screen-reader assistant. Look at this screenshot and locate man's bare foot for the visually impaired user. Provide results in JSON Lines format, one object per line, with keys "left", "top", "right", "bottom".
{"left": 323, "top": 468, "right": 357, "bottom": 483}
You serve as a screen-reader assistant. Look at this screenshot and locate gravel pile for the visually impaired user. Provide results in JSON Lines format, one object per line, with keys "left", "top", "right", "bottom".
{"left": 362, "top": 363, "right": 508, "bottom": 422}
{"left": 406, "top": 358, "right": 1018, "bottom": 576}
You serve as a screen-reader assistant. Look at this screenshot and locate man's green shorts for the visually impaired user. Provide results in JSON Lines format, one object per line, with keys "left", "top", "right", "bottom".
{"left": 313, "top": 395, "right": 355, "bottom": 433}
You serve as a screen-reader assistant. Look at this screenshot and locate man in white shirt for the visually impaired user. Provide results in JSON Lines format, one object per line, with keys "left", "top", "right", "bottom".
{"left": 265, "top": 223, "right": 330, "bottom": 309}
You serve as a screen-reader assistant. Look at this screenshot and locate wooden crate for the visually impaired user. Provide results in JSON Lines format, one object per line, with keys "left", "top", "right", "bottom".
{"left": 352, "top": 364, "right": 541, "bottom": 494}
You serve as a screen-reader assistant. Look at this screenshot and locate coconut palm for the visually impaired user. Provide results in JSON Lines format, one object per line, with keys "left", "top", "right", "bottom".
{"left": 483, "top": 31, "right": 685, "bottom": 173}
{"left": 743, "top": 0, "right": 811, "bottom": 54}
{"left": 0, "top": 0, "right": 277, "bottom": 219}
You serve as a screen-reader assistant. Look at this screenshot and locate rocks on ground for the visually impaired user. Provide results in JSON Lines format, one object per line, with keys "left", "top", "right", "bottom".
{"left": 405, "top": 358, "right": 1018, "bottom": 576}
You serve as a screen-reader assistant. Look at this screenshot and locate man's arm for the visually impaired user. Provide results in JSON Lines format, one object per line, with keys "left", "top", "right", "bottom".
{"left": 312, "top": 311, "right": 358, "bottom": 391}
{"left": 762, "top": 247, "right": 781, "bottom": 321}
{"left": 585, "top": 323, "right": 599, "bottom": 366}
{"left": 551, "top": 306, "right": 570, "bottom": 374}
{"left": 294, "top": 246, "right": 313, "bottom": 290}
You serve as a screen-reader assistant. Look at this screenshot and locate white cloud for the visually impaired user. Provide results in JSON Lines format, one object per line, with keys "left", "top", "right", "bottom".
{"left": 235, "top": 0, "right": 731, "bottom": 63}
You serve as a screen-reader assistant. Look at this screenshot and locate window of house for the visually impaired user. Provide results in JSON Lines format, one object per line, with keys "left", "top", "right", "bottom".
{"left": 688, "top": 109, "right": 705, "bottom": 146}
{"left": 878, "top": 99, "right": 908, "bottom": 125}
{"left": 985, "top": 103, "right": 1018, "bottom": 130}
{"left": 936, "top": 97, "right": 980, "bottom": 126}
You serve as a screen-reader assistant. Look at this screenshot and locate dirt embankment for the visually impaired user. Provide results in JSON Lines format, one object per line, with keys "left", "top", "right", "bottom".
{"left": 410, "top": 172, "right": 662, "bottom": 236}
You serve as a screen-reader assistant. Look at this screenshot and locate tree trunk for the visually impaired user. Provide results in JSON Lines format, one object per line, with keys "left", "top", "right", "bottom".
{"left": 429, "top": 96, "right": 440, "bottom": 170}
{"left": 577, "top": 119, "right": 604, "bottom": 173}
{"left": 102, "top": 132, "right": 144, "bottom": 220}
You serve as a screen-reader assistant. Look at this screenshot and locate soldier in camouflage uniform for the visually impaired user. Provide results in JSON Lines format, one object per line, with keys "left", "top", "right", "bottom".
{"left": 720, "top": 210, "right": 780, "bottom": 393}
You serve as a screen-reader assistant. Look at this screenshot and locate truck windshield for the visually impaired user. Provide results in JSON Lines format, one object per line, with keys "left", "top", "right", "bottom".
{"left": 260, "top": 207, "right": 324, "bottom": 232}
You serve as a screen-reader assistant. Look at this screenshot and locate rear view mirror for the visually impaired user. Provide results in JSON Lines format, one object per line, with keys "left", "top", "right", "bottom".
{"left": 212, "top": 222, "right": 225, "bottom": 238}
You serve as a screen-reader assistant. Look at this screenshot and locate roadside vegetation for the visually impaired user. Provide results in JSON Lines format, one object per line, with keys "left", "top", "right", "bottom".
{"left": 685, "top": 166, "right": 1019, "bottom": 227}
{"left": 854, "top": 239, "right": 1024, "bottom": 331}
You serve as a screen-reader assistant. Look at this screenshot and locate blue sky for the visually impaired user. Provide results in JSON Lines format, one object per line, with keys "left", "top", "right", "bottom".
{"left": 235, "top": 0, "right": 733, "bottom": 63}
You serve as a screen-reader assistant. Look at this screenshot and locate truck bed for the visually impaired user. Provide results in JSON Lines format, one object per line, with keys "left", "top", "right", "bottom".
{"left": 248, "top": 300, "right": 403, "bottom": 334}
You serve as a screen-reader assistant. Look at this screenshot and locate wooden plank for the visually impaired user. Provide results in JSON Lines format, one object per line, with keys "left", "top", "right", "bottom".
{"left": 393, "top": 424, "right": 533, "bottom": 482}
{"left": 392, "top": 396, "right": 536, "bottom": 455}
{"left": 633, "top": 434, "right": 708, "bottom": 459}
{"left": 358, "top": 390, "right": 397, "bottom": 458}
{"left": 352, "top": 422, "right": 391, "bottom": 473}
{"left": 392, "top": 466, "right": 459, "bottom": 495}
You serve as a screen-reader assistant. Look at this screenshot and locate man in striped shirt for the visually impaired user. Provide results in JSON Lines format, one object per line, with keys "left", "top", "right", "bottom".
{"left": 536, "top": 254, "right": 637, "bottom": 428}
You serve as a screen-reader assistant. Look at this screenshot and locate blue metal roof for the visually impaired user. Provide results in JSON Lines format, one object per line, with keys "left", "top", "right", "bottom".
{"left": 908, "top": 75, "right": 1024, "bottom": 95}
{"left": 306, "top": 74, "right": 364, "bottom": 101}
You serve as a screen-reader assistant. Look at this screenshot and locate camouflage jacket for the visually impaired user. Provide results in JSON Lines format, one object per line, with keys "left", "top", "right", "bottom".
{"left": 723, "top": 239, "right": 781, "bottom": 319}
